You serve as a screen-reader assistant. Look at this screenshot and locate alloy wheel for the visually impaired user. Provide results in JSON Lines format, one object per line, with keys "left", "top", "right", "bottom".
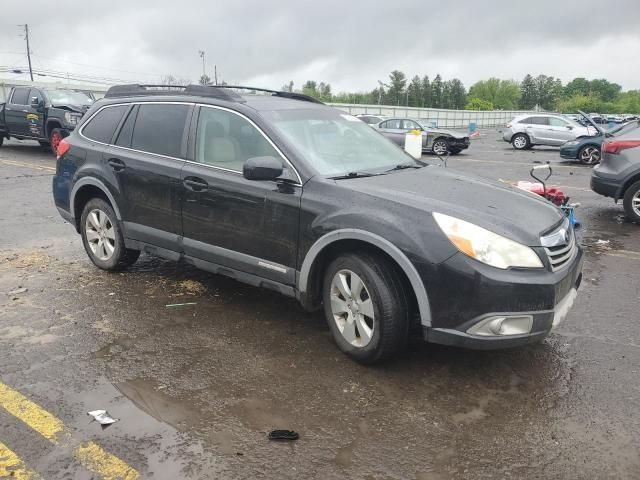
{"left": 329, "top": 269, "right": 375, "bottom": 348}
{"left": 85, "top": 209, "right": 116, "bottom": 261}
{"left": 432, "top": 140, "right": 448, "bottom": 156}
{"left": 580, "top": 146, "right": 600, "bottom": 165}
{"left": 633, "top": 190, "right": 640, "bottom": 217}
{"left": 513, "top": 136, "right": 527, "bottom": 149}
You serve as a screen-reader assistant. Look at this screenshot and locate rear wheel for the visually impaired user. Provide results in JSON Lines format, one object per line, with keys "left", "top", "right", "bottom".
{"left": 80, "top": 198, "right": 140, "bottom": 270}
{"left": 512, "top": 133, "right": 530, "bottom": 150}
{"left": 432, "top": 138, "right": 449, "bottom": 156}
{"left": 578, "top": 145, "right": 600, "bottom": 165}
{"left": 623, "top": 181, "right": 640, "bottom": 223}
{"left": 49, "top": 128, "right": 63, "bottom": 155}
{"left": 322, "top": 252, "right": 409, "bottom": 364}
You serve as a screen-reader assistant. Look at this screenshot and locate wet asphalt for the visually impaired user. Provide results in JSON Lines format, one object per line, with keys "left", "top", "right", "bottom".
{"left": 0, "top": 131, "right": 639, "bottom": 479}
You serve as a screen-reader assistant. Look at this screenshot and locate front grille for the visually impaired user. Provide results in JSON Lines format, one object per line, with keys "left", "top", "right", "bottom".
{"left": 543, "top": 227, "right": 577, "bottom": 272}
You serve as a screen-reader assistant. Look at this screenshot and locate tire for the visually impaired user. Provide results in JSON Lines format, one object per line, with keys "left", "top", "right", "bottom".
{"left": 80, "top": 198, "right": 140, "bottom": 270}
{"left": 432, "top": 138, "right": 449, "bottom": 156}
{"left": 512, "top": 133, "right": 530, "bottom": 150}
{"left": 38, "top": 140, "right": 50, "bottom": 148}
{"left": 0, "top": 136, "right": 3, "bottom": 147}
{"left": 322, "top": 252, "right": 410, "bottom": 364}
{"left": 49, "top": 128, "right": 63, "bottom": 155}
{"left": 622, "top": 181, "right": 640, "bottom": 223}
{"left": 578, "top": 145, "right": 601, "bottom": 165}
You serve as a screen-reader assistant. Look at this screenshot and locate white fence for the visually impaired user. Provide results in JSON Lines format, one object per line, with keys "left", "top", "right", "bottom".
{"left": 329, "top": 103, "right": 532, "bottom": 129}
{"left": 0, "top": 79, "right": 108, "bottom": 103}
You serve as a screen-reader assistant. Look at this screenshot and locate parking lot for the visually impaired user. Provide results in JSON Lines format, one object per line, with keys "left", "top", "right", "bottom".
{"left": 1, "top": 129, "right": 639, "bottom": 479}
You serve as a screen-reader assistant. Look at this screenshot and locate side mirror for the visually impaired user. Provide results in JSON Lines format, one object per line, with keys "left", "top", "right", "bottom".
{"left": 30, "top": 97, "right": 42, "bottom": 109}
{"left": 243, "top": 156, "right": 283, "bottom": 181}
{"left": 566, "top": 125, "right": 573, "bottom": 130}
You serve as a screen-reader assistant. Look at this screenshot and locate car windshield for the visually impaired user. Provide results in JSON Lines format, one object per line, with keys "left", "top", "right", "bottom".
{"left": 45, "top": 89, "right": 93, "bottom": 105}
{"left": 417, "top": 119, "right": 436, "bottom": 129}
{"left": 262, "top": 108, "right": 416, "bottom": 176}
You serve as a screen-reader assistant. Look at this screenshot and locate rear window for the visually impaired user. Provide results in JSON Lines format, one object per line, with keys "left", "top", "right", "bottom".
{"left": 130, "top": 104, "right": 190, "bottom": 158}
{"left": 82, "top": 105, "right": 128, "bottom": 143}
{"left": 10, "top": 88, "right": 30, "bottom": 105}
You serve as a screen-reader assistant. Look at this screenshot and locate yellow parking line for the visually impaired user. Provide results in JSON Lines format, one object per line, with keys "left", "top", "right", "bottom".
{"left": 0, "top": 381, "right": 139, "bottom": 479}
{"left": 0, "top": 159, "right": 56, "bottom": 172}
{"left": 75, "top": 442, "right": 139, "bottom": 480}
{"left": 0, "top": 382, "right": 64, "bottom": 443}
{"left": 0, "top": 441, "right": 40, "bottom": 479}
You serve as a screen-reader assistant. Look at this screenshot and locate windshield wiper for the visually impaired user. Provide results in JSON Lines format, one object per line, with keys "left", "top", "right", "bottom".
{"left": 328, "top": 171, "right": 380, "bottom": 180}
{"left": 383, "top": 162, "right": 426, "bottom": 173}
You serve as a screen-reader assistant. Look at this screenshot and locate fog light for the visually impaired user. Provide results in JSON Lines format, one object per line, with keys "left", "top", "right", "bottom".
{"left": 467, "top": 315, "right": 533, "bottom": 336}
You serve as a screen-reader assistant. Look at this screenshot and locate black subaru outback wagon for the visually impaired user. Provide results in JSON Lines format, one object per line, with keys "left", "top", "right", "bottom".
{"left": 53, "top": 84, "right": 583, "bottom": 363}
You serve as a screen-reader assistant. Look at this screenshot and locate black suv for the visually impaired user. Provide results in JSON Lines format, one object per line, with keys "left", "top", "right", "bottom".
{"left": 53, "top": 84, "right": 583, "bottom": 363}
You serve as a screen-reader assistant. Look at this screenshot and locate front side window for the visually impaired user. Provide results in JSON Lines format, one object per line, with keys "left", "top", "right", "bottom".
{"left": 262, "top": 109, "right": 414, "bottom": 176}
{"left": 402, "top": 120, "right": 420, "bottom": 130}
{"left": 28, "top": 89, "right": 43, "bottom": 105}
{"left": 82, "top": 105, "right": 128, "bottom": 144}
{"left": 10, "top": 88, "right": 29, "bottom": 105}
{"left": 549, "top": 117, "right": 569, "bottom": 127}
{"left": 130, "top": 104, "right": 190, "bottom": 158}
{"left": 382, "top": 119, "right": 401, "bottom": 129}
{"left": 196, "top": 106, "right": 281, "bottom": 172}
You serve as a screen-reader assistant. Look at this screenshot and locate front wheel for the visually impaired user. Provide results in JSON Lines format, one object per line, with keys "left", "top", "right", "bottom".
{"left": 432, "top": 138, "right": 449, "bottom": 156}
{"left": 578, "top": 145, "right": 600, "bottom": 165}
{"left": 49, "top": 128, "right": 63, "bottom": 155}
{"left": 80, "top": 198, "right": 140, "bottom": 270}
{"left": 623, "top": 181, "right": 640, "bottom": 223}
{"left": 512, "top": 133, "right": 530, "bottom": 150}
{"left": 322, "top": 252, "right": 409, "bottom": 364}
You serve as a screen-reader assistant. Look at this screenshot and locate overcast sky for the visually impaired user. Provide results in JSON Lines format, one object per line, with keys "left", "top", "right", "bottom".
{"left": 1, "top": 0, "right": 640, "bottom": 92}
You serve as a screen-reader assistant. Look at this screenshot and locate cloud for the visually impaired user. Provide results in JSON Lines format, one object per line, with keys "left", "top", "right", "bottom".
{"left": 1, "top": 0, "right": 639, "bottom": 91}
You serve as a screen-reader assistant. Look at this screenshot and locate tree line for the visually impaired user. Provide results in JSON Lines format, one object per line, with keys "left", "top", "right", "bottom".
{"left": 280, "top": 71, "right": 640, "bottom": 114}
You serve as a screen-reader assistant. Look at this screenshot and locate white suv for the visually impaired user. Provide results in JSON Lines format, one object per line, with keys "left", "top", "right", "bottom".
{"left": 503, "top": 113, "right": 595, "bottom": 150}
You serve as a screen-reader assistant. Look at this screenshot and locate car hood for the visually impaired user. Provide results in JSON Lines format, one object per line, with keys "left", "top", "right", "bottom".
{"left": 51, "top": 104, "right": 91, "bottom": 114}
{"left": 341, "top": 167, "right": 563, "bottom": 245}
{"left": 423, "top": 128, "right": 467, "bottom": 138}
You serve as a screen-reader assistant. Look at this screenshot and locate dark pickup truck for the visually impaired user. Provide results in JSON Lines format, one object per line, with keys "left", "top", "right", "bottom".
{"left": 0, "top": 86, "right": 93, "bottom": 153}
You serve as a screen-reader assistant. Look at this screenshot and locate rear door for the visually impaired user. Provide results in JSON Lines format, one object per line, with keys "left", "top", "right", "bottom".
{"left": 527, "top": 116, "right": 552, "bottom": 144}
{"left": 5, "top": 87, "right": 31, "bottom": 136}
{"left": 377, "top": 119, "right": 404, "bottom": 146}
{"left": 104, "top": 102, "right": 191, "bottom": 251}
{"left": 180, "top": 104, "right": 301, "bottom": 285}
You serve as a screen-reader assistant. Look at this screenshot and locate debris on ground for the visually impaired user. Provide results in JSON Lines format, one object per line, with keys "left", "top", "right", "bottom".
{"left": 268, "top": 430, "right": 299, "bottom": 441}
{"left": 166, "top": 302, "right": 197, "bottom": 308}
{"left": 87, "top": 410, "right": 119, "bottom": 429}
{"left": 7, "top": 287, "right": 28, "bottom": 295}
{"left": 179, "top": 279, "right": 205, "bottom": 295}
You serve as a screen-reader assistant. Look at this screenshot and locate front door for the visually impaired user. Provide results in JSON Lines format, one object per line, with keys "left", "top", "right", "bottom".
{"left": 25, "top": 88, "right": 45, "bottom": 138}
{"left": 105, "top": 103, "right": 190, "bottom": 250}
{"left": 180, "top": 105, "right": 301, "bottom": 285}
{"left": 547, "top": 116, "right": 576, "bottom": 145}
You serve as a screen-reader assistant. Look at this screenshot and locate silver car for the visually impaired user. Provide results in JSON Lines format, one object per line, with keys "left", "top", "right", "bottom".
{"left": 503, "top": 113, "right": 595, "bottom": 150}
{"left": 375, "top": 118, "right": 470, "bottom": 155}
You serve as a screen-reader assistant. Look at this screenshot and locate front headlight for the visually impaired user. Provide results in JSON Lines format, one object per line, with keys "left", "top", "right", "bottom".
{"left": 64, "top": 112, "right": 82, "bottom": 125}
{"left": 564, "top": 140, "right": 579, "bottom": 146}
{"left": 433, "top": 212, "right": 543, "bottom": 269}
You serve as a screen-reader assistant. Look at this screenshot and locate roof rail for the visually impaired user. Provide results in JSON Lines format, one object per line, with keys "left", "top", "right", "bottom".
{"left": 104, "top": 83, "right": 323, "bottom": 104}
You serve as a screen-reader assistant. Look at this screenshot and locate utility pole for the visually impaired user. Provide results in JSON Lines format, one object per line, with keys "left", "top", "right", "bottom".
{"left": 198, "top": 50, "right": 206, "bottom": 76}
{"left": 214, "top": 65, "right": 218, "bottom": 85}
{"left": 23, "top": 24, "right": 34, "bottom": 81}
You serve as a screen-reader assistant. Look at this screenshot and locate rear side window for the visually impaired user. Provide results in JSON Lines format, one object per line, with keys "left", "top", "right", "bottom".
{"left": 382, "top": 119, "right": 401, "bottom": 129}
{"left": 115, "top": 106, "right": 137, "bottom": 148}
{"left": 10, "top": 88, "right": 30, "bottom": 105}
{"left": 82, "top": 105, "right": 128, "bottom": 143}
{"left": 130, "top": 104, "right": 190, "bottom": 158}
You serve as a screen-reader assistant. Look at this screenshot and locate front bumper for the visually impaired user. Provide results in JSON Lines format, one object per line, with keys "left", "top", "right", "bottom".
{"left": 559, "top": 145, "right": 579, "bottom": 159}
{"left": 420, "top": 245, "right": 583, "bottom": 349}
{"left": 502, "top": 130, "right": 514, "bottom": 142}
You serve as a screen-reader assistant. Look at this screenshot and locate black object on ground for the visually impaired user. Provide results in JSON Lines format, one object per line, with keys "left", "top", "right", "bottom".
{"left": 268, "top": 430, "right": 299, "bottom": 441}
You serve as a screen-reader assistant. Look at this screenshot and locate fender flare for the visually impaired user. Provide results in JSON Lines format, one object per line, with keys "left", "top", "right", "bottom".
{"left": 70, "top": 177, "right": 122, "bottom": 222}
{"left": 45, "top": 118, "right": 64, "bottom": 137}
{"left": 298, "top": 229, "right": 432, "bottom": 327}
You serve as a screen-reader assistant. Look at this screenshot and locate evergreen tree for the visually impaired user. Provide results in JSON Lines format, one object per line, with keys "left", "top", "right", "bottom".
{"left": 407, "top": 75, "right": 422, "bottom": 107}
{"left": 520, "top": 74, "right": 537, "bottom": 109}
{"left": 421, "top": 75, "right": 431, "bottom": 107}
{"left": 431, "top": 74, "right": 443, "bottom": 108}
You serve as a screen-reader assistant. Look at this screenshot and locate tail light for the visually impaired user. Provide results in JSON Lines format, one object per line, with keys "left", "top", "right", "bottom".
{"left": 56, "top": 139, "right": 70, "bottom": 160}
{"left": 602, "top": 140, "right": 640, "bottom": 154}
{"left": 505, "top": 123, "right": 512, "bottom": 128}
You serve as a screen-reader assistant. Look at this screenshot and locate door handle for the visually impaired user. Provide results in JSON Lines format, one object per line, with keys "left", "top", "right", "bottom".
{"left": 183, "top": 177, "right": 208, "bottom": 191}
{"left": 107, "top": 158, "right": 126, "bottom": 172}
